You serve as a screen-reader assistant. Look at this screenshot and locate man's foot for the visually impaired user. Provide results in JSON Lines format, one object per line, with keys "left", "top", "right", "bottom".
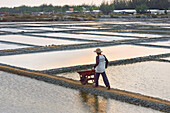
{"left": 93, "top": 86, "right": 98, "bottom": 88}
{"left": 107, "top": 86, "right": 110, "bottom": 90}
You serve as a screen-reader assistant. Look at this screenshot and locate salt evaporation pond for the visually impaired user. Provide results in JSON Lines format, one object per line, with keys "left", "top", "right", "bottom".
{"left": 0, "top": 71, "right": 162, "bottom": 113}
{"left": 161, "top": 57, "right": 170, "bottom": 61}
{"left": 138, "top": 22, "right": 170, "bottom": 27}
{"left": 0, "top": 45, "right": 170, "bottom": 70}
{"left": 20, "top": 22, "right": 100, "bottom": 27}
{"left": 66, "top": 26, "right": 106, "bottom": 30}
{"left": 141, "top": 41, "right": 170, "bottom": 47}
{"left": 0, "top": 42, "right": 30, "bottom": 50}
{"left": 21, "top": 27, "right": 75, "bottom": 31}
{"left": 0, "top": 35, "right": 90, "bottom": 46}
{"left": 0, "top": 28, "right": 41, "bottom": 33}
{"left": 33, "top": 33, "right": 137, "bottom": 42}
{"left": 79, "top": 31, "right": 164, "bottom": 38}
{"left": 57, "top": 61, "right": 170, "bottom": 101}
{"left": 101, "top": 21, "right": 142, "bottom": 25}
{"left": 21, "top": 23, "right": 54, "bottom": 26}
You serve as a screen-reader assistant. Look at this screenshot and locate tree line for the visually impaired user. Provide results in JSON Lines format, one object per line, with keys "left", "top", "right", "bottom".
{"left": 0, "top": 0, "right": 169, "bottom": 14}
{"left": 113, "top": 0, "right": 169, "bottom": 10}
{"left": 0, "top": 4, "right": 99, "bottom": 14}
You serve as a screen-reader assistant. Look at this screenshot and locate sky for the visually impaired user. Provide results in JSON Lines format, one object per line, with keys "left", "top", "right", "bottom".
{"left": 0, "top": 0, "right": 110, "bottom": 8}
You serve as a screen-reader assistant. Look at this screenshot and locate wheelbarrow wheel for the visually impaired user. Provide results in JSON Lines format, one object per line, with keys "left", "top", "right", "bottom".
{"left": 80, "top": 76, "right": 88, "bottom": 85}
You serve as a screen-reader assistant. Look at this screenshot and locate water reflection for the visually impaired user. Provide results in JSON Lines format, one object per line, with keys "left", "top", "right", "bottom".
{"left": 0, "top": 71, "right": 162, "bottom": 113}
{"left": 0, "top": 45, "right": 170, "bottom": 70}
{"left": 0, "top": 42, "right": 30, "bottom": 50}
{"left": 0, "top": 35, "right": 89, "bottom": 46}
{"left": 33, "top": 33, "right": 136, "bottom": 41}
{"left": 141, "top": 41, "right": 170, "bottom": 47}
{"left": 79, "top": 91, "right": 107, "bottom": 113}
{"left": 79, "top": 31, "right": 163, "bottom": 38}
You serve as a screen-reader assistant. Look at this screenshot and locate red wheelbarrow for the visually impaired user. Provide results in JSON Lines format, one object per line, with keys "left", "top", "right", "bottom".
{"left": 77, "top": 70, "right": 95, "bottom": 85}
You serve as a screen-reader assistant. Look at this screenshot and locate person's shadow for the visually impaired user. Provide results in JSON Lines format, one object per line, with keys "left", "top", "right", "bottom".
{"left": 79, "top": 91, "right": 107, "bottom": 113}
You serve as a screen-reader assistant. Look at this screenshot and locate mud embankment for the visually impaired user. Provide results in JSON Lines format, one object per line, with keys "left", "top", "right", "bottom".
{"left": 0, "top": 64, "right": 169, "bottom": 112}
{"left": 42, "top": 52, "right": 170, "bottom": 74}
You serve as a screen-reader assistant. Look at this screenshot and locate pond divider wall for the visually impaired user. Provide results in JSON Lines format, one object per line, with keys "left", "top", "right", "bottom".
{"left": 42, "top": 53, "right": 170, "bottom": 74}
{"left": 0, "top": 37, "right": 169, "bottom": 56}
{"left": 0, "top": 40, "right": 39, "bottom": 47}
{"left": 0, "top": 64, "right": 169, "bottom": 112}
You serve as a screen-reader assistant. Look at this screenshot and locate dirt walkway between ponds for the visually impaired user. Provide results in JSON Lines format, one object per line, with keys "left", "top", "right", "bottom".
{"left": 0, "top": 64, "right": 169, "bottom": 112}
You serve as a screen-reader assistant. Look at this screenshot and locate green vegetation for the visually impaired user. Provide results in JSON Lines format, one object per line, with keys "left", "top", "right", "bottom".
{"left": 135, "top": 4, "right": 148, "bottom": 14}
{"left": 0, "top": 0, "right": 169, "bottom": 22}
{"left": 0, "top": 0, "right": 169, "bottom": 14}
{"left": 100, "top": 2, "right": 114, "bottom": 14}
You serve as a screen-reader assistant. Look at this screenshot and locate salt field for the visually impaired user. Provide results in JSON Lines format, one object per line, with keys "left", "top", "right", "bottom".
{"left": 0, "top": 28, "right": 41, "bottom": 33}
{"left": 0, "top": 45, "right": 170, "bottom": 70}
{"left": 79, "top": 31, "right": 165, "bottom": 38}
{"left": 33, "top": 33, "right": 137, "bottom": 41}
{"left": 0, "top": 42, "right": 30, "bottom": 50}
{"left": 0, "top": 71, "right": 163, "bottom": 113}
{"left": 0, "top": 35, "right": 90, "bottom": 46}
{"left": 66, "top": 26, "right": 105, "bottom": 30}
{"left": 21, "top": 27, "right": 75, "bottom": 31}
{"left": 141, "top": 40, "right": 170, "bottom": 47}
{"left": 161, "top": 57, "right": 170, "bottom": 61}
{"left": 57, "top": 61, "right": 170, "bottom": 101}
{"left": 0, "top": 20, "right": 169, "bottom": 112}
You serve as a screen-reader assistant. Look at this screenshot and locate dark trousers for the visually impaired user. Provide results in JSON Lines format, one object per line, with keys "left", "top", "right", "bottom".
{"left": 95, "top": 72, "right": 110, "bottom": 87}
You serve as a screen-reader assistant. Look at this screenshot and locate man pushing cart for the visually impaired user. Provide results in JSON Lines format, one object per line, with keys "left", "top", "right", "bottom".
{"left": 77, "top": 48, "right": 110, "bottom": 90}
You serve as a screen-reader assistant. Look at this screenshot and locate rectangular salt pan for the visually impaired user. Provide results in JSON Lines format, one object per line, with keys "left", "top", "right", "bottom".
{"left": 22, "top": 27, "right": 75, "bottom": 31}
{"left": 107, "top": 61, "right": 170, "bottom": 101}
{"left": 66, "top": 26, "right": 106, "bottom": 30}
{"left": 0, "top": 35, "right": 90, "bottom": 46}
{"left": 79, "top": 31, "right": 164, "bottom": 38}
{"left": 0, "top": 42, "right": 30, "bottom": 50}
{"left": 161, "top": 57, "right": 170, "bottom": 61}
{"left": 0, "top": 28, "right": 40, "bottom": 33}
{"left": 0, "top": 45, "right": 170, "bottom": 70}
{"left": 141, "top": 41, "right": 170, "bottom": 47}
{"left": 33, "top": 33, "right": 137, "bottom": 41}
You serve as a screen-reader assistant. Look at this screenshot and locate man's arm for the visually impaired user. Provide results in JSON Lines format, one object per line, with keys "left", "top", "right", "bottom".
{"left": 104, "top": 55, "right": 109, "bottom": 68}
{"left": 94, "top": 56, "right": 99, "bottom": 69}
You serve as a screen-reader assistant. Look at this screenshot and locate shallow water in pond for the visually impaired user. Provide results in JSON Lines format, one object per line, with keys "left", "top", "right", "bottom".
{"left": 57, "top": 61, "right": 170, "bottom": 101}
{"left": 21, "top": 27, "right": 75, "bottom": 31}
{"left": 33, "top": 33, "right": 137, "bottom": 41}
{"left": 0, "top": 28, "right": 40, "bottom": 33}
{"left": 0, "top": 42, "right": 30, "bottom": 50}
{"left": 21, "top": 24, "right": 54, "bottom": 26}
{"left": 0, "top": 71, "right": 163, "bottom": 113}
{"left": 161, "top": 57, "right": 170, "bottom": 61}
{"left": 141, "top": 41, "right": 170, "bottom": 47}
{"left": 0, "top": 35, "right": 90, "bottom": 46}
{"left": 0, "top": 45, "right": 170, "bottom": 70}
{"left": 138, "top": 22, "right": 170, "bottom": 27}
{"left": 79, "top": 31, "right": 164, "bottom": 38}
{"left": 66, "top": 26, "right": 107, "bottom": 30}
{"left": 101, "top": 21, "right": 143, "bottom": 25}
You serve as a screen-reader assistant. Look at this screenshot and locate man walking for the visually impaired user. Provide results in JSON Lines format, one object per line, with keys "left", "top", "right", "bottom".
{"left": 93, "top": 48, "right": 110, "bottom": 90}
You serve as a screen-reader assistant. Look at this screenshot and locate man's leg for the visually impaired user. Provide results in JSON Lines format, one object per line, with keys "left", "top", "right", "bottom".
{"left": 101, "top": 72, "right": 110, "bottom": 87}
{"left": 94, "top": 73, "right": 100, "bottom": 87}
